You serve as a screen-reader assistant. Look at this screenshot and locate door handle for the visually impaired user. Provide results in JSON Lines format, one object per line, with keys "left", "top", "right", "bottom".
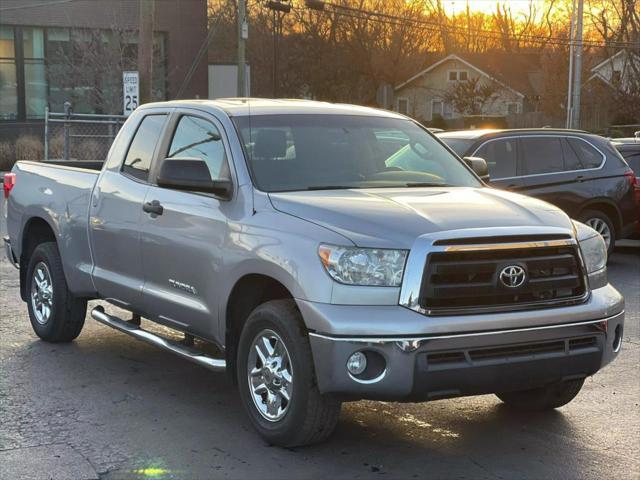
{"left": 143, "top": 200, "right": 163, "bottom": 216}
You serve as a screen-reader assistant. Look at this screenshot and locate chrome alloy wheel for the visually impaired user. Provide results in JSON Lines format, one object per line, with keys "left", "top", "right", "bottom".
{"left": 247, "top": 329, "right": 293, "bottom": 422}
{"left": 31, "top": 262, "right": 53, "bottom": 325}
{"left": 585, "top": 217, "right": 612, "bottom": 249}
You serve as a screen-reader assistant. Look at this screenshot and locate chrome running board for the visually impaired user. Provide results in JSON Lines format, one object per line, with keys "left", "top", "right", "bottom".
{"left": 91, "top": 306, "right": 226, "bottom": 372}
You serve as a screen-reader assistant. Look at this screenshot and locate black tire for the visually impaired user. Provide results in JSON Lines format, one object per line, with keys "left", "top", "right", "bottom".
{"left": 578, "top": 209, "right": 616, "bottom": 255}
{"left": 26, "top": 242, "right": 87, "bottom": 342}
{"left": 236, "top": 299, "right": 341, "bottom": 447}
{"left": 496, "top": 378, "right": 585, "bottom": 411}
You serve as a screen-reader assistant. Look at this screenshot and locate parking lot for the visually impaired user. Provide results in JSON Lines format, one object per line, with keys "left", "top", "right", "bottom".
{"left": 0, "top": 198, "right": 638, "bottom": 479}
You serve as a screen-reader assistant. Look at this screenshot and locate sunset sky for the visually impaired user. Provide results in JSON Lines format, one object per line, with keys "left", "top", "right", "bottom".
{"left": 443, "top": 0, "right": 555, "bottom": 17}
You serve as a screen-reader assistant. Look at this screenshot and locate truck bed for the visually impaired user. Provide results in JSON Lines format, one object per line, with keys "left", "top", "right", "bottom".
{"left": 7, "top": 161, "right": 99, "bottom": 297}
{"left": 42, "top": 160, "right": 104, "bottom": 170}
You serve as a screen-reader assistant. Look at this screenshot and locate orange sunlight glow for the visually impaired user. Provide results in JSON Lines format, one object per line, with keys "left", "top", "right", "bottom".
{"left": 443, "top": 0, "right": 542, "bottom": 17}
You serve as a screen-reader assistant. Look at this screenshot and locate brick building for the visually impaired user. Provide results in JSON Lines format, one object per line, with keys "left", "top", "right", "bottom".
{"left": 0, "top": 0, "right": 208, "bottom": 141}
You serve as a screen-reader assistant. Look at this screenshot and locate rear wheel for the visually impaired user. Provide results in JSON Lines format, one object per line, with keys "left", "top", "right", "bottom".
{"left": 237, "top": 299, "right": 341, "bottom": 447}
{"left": 579, "top": 209, "right": 615, "bottom": 255}
{"left": 26, "top": 242, "right": 87, "bottom": 342}
{"left": 496, "top": 378, "right": 585, "bottom": 411}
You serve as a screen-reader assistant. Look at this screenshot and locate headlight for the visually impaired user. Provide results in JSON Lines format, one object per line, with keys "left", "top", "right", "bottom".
{"left": 573, "top": 220, "right": 607, "bottom": 289}
{"left": 318, "top": 244, "right": 408, "bottom": 286}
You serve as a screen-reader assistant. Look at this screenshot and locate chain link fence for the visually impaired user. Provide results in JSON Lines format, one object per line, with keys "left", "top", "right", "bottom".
{"left": 44, "top": 103, "right": 128, "bottom": 161}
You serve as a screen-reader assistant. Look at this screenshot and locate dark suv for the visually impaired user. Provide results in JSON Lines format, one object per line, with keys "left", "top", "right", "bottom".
{"left": 613, "top": 141, "right": 640, "bottom": 236}
{"left": 437, "top": 129, "right": 637, "bottom": 252}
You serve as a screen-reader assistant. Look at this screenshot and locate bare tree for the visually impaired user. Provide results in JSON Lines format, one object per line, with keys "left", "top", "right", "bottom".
{"left": 47, "top": 27, "right": 168, "bottom": 114}
{"left": 444, "top": 77, "right": 503, "bottom": 115}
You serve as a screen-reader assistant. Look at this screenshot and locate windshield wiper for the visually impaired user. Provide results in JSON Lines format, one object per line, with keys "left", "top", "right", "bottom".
{"left": 304, "top": 183, "right": 451, "bottom": 191}
{"left": 305, "top": 185, "right": 355, "bottom": 191}
{"left": 404, "top": 182, "right": 451, "bottom": 188}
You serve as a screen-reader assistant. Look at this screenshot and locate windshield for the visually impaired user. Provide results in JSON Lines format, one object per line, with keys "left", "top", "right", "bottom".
{"left": 233, "top": 114, "right": 481, "bottom": 192}
{"left": 437, "top": 136, "right": 475, "bottom": 157}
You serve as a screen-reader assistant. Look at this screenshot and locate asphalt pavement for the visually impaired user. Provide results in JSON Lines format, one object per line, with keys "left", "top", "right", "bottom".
{"left": 1, "top": 197, "right": 638, "bottom": 479}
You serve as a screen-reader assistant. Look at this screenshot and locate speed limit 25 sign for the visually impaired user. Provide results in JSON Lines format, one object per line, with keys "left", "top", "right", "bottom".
{"left": 123, "top": 71, "right": 139, "bottom": 116}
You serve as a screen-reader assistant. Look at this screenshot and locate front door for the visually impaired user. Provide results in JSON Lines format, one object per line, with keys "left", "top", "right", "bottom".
{"left": 139, "top": 113, "right": 233, "bottom": 342}
{"left": 473, "top": 137, "right": 524, "bottom": 191}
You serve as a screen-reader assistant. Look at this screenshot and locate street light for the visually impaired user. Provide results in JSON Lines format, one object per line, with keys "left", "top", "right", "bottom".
{"left": 265, "top": 0, "right": 291, "bottom": 97}
{"left": 266, "top": 0, "right": 291, "bottom": 13}
{"left": 304, "top": 0, "right": 325, "bottom": 10}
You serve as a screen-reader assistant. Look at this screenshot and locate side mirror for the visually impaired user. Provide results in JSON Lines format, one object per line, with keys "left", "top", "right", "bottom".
{"left": 156, "top": 158, "right": 232, "bottom": 199}
{"left": 463, "top": 156, "right": 490, "bottom": 183}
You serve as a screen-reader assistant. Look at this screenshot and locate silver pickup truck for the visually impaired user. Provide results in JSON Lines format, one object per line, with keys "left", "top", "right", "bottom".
{"left": 3, "top": 99, "right": 624, "bottom": 447}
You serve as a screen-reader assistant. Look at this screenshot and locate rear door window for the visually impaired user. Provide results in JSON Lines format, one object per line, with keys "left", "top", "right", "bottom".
{"left": 520, "top": 137, "right": 564, "bottom": 175}
{"left": 122, "top": 114, "right": 167, "bottom": 181}
{"left": 475, "top": 138, "right": 517, "bottom": 178}
{"left": 566, "top": 138, "right": 603, "bottom": 169}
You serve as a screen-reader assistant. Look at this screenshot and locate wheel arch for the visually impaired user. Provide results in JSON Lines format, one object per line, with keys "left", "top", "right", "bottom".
{"left": 224, "top": 274, "right": 296, "bottom": 384}
{"left": 578, "top": 199, "right": 622, "bottom": 239}
{"left": 19, "top": 217, "right": 58, "bottom": 301}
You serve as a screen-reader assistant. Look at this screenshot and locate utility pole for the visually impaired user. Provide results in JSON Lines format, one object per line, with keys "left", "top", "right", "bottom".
{"left": 237, "top": 0, "right": 247, "bottom": 97}
{"left": 571, "top": 0, "right": 584, "bottom": 129}
{"left": 138, "top": 0, "right": 155, "bottom": 104}
{"left": 565, "top": 0, "right": 576, "bottom": 129}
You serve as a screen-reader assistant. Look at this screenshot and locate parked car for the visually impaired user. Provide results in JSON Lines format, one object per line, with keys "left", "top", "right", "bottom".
{"left": 436, "top": 129, "right": 637, "bottom": 253}
{"left": 613, "top": 142, "right": 640, "bottom": 236}
{"left": 4, "top": 100, "right": 624, "bottom": 447}
{"left": 610, "top": 130, "right": 640, "bottom": 145}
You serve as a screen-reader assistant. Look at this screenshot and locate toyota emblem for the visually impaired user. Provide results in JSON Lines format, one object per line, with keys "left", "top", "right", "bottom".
{"left": 499, "top": 265, "right": 527, "bottom": 288}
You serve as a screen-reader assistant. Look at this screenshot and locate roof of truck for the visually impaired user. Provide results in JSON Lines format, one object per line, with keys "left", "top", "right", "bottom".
{"left": 140, "top": 98, "right": 405, "bottom": 118}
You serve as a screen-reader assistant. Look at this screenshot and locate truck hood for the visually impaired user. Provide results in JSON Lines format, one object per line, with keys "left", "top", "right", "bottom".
{"left": 269, "top": 187, "right": 572, "bottom": 249}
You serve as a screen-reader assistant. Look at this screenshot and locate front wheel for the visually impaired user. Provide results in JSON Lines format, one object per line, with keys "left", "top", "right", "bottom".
{"left": 236, "top": 299, "right": 341, "bottom": 447}
{"left": 496, "top": 378, "right": 585, "bottom": 411}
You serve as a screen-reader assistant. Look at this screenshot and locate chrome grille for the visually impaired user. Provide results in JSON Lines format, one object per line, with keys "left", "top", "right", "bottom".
{"left": 419, "top": 242, "right": 587, "bottom": 314}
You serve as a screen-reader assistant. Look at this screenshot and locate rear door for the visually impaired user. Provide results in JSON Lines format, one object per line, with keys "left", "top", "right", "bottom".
{"left": 516, "top": 136, "right": 595, "bottom": 216}
{"left": 472, "top": 137, "right": 523, "bottom": 191}
{"left": 89, "top": 113, "right": 169, "bottom": 309}
{"left": 139, "top": 111, "right": 235, "bottom": 341}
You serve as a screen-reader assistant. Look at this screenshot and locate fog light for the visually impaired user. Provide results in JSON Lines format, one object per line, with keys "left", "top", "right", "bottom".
{"left": 613, "top": 325, "right": 622, "bottom": 353}
{"left": 347, "top": 351, "right": 367, "bottom": 375}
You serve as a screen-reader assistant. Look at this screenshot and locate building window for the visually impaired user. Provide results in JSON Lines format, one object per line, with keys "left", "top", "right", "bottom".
{"left": 397, "top": 97, "right": 409, "bottom": 115}
{"left": 443, "top": 101, "right": 454, "bottom": 118}
{"left": 23, "top": 27, "right": 47, "bottom": 119}
{"left": 611, "top": 70, "right": 622, "bottom": 85}
{"left": 0, "top": 26, "right": 18, "bottom": 120}
{"left": 152, "top": 33, "right": 167, "bottom": 102}
{"left": 431, "top": 99, "right": 443, "bottom": 120}
{"left": 448, "top": 70, "right": 468, "bottom": 82}
{"left": 506, "top": 102, "right": 520, "bottom": 115}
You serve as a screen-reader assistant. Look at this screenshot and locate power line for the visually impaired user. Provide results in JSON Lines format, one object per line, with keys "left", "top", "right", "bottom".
{"left": 299, "top": 0, "right": 639, "bottom": 49}
{"left": 0, "top": 0, "right": 78, "bottom": 12}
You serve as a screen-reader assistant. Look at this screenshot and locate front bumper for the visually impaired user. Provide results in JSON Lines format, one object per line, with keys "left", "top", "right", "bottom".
{"left": 3, "top": 236, "right": 19, "bottom": 269}
{"left": 304, "top": 286, "right": 624, "bottom": 400}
